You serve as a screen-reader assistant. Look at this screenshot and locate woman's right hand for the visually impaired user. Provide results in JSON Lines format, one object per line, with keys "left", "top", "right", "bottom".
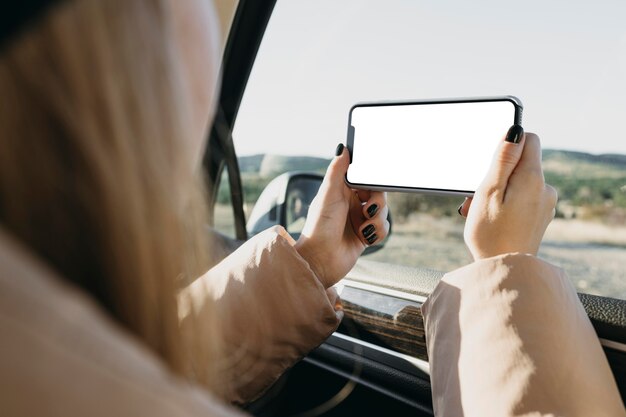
{"left": 458, "top": 129, "right": 558, "bottom": 260}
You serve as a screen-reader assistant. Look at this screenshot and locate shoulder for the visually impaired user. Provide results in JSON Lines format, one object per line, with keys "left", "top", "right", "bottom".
{"left": 0, "top": 229, "right": 241, "bottom": 417}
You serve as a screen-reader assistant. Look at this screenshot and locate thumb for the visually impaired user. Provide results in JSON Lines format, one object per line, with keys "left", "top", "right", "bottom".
{"left": 479, "top": 125, "right": 525, "bottom": 195}
{"left": 322, "top": 143, "right": 350, "bottom": 190}
{"left": 509, "top": 132, "right": 543, "bottom": 179}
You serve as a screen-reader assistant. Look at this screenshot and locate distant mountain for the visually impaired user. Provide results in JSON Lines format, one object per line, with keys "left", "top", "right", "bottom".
{"left": 238, "top": 154, "right": 265, "bottom": 173}
{"left": 542, "top": 149, "right": 626, "bottom": 179}
{"left": 543, "top": 149, "right": 626, "bottom": 167}
{"left": 239, "top": 154, "right": 330, "bottom": 177}
{"left": 235, "top": 150, "right": 626, "bottom": 214}
{"left": 239, "top": 150, "right": 626, "bottom": 178}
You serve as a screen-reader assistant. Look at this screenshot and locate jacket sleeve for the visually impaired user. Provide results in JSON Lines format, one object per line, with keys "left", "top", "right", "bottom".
{"left": 421, "top": 253, "right": 625, "bottom": 417}
{"left": 180, "top": 226, "right": 343, "bottom": 405}
{"left": 0, "top": 228, "right": 249, "bottom": 417}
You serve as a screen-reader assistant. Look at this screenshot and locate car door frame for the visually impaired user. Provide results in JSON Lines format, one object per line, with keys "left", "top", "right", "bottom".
{"left": 204, "top": 0, "right": 278, "bottom": 241}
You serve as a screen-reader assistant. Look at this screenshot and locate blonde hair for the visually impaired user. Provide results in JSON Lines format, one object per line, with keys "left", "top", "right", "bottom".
{"left": 0, "top": 0, "right": 220, "bottom": 392}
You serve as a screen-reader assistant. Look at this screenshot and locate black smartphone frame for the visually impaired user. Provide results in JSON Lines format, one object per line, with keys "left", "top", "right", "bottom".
{"left": 345, "top": 96, "right": 524, "bottom": 196}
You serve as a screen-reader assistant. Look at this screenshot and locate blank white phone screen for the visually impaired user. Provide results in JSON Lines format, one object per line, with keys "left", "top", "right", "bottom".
{"left": 346, "top": 101, "right": 517, "bottom": 193}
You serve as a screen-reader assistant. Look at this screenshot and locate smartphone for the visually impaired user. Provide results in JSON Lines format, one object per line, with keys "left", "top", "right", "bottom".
{"left": 345, "top": 96, "right": 523, "bottom": 196}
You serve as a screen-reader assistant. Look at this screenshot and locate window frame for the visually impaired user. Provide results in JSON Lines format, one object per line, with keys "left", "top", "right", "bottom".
{"left": 204, "top": 0, "right": 278, "bottom": 241}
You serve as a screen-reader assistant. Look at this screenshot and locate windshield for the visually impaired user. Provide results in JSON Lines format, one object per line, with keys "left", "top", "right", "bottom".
{"left": 232, "top": 0, "right": 626, "bottom": 298}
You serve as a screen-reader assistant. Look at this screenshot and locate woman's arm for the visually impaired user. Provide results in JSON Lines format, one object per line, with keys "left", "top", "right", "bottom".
{"left": 179, "top": 145, "right": 389, "bottom": 404}
{"left": 180, "top": 225, "right": 343, "bottom": 404}
{"left": 424, "top": 129, "right": 625, "bottom": 416}
{"left": 423, "top": 253, "right": 625, "bottom": 417}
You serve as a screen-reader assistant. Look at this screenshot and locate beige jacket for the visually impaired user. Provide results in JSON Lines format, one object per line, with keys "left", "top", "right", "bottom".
{"left": 422, "top": 254, "right": 626, "bottom": 417}
{"left": 1, "top": 226, "right": 624, "bottom": 416}
{"left": 0, "top": 226, "right": 341, "bottom": 416}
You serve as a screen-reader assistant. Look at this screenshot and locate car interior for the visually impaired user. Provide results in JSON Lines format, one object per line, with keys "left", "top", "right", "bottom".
{"left": 207, "top": 1, "right": 626, "bottom": 416}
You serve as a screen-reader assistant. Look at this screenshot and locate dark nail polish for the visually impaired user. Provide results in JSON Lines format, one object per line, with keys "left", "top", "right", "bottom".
{"left": 335, "top": 143, "right": 345, "bottom": 156}
{"left": 457, "top": 204, "right": 463, "bottom": 216}
{"left": 362, "top": 224, "right": 375, "bottom": 238}
{"left": 366, "top": 233, "right": 378, "bottom": 245}
{"left": 367, "top": 204, "right": 379, "bottom": 218}
{"left": 505, "top": 124, "right": 524, "bottom": 144}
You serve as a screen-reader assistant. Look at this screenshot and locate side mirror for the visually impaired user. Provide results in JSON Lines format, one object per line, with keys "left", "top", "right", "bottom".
{"left": 247, "top": 171, "right": 391, "bottom": 255}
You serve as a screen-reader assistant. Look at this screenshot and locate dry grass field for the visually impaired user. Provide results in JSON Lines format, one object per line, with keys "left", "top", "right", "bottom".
{"left": 367, "top": 213, "right": 626, "bottom": 299}
{"left": 214, "top": 204, "right": 626, "bottom": 299}
{"left": 213, "top": 150, "right": 626, "bottom": 298}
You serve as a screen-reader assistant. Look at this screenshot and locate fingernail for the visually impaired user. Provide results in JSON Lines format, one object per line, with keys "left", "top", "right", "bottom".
{"left": 362, "top": 224, "right": 375, "bottom": 238}
{"left": 366, "top": 233, "right": 378, "bottom": 245}
{"left": 367, "top": 204, "right": 379, "bottom": 218}
{"left": 457, "top": 204, "right": 463, "bottom": 216}
{"left": 335, "top": 143, "right": 344, "bottom": 156}
{"left": 505, "top": 124, "right": 524, "bottom": 144}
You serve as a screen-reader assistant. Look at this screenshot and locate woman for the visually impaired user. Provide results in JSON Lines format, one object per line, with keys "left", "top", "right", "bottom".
{"left": 0, "top": 1, "right": 623, "bottom": 417}
{"left": 0, "top": 0, "right": 388, "bottom": 412}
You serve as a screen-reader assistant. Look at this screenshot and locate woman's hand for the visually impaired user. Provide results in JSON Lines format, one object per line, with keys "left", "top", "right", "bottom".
{"left": 459, "top": 128, "right": 557, "bottom": 260}
{"left": 294, "top": 144, "right": 390, "bottom": 288}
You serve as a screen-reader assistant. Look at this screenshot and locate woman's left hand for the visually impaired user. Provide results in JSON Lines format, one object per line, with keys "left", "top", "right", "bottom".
{"left": 294, "top": 144, "right": 390, "bottom": 288}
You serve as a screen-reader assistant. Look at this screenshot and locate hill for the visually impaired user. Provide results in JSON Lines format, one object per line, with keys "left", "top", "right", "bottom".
{"left": 543, "top": 149, "right": 626, "bottom": 179}
{"left": 238, "top": 150, "right": 626, "bottom": 181}
{"left": 232, "top": 150, "right": 626, "bottom": 222}
{"left": 238, "top": 154, "right": 265, "bottom": 173}
{"left": 543, "top": 149, "right": 626, "bottom": 166}
{"left": 238, "top": 154, "right": 330, "bottom": 177}
{"left": 541, "top": 150, "right": 626, "bottom": 221}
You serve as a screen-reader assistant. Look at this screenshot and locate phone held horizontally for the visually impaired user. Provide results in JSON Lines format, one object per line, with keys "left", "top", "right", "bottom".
{"left": 345, "top": 96, "right": 523, "bottom": 196}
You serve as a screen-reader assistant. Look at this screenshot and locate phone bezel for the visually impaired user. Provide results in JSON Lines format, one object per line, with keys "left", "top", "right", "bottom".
{"left": 345, "top": 96, "right": 524, "bottom": 196}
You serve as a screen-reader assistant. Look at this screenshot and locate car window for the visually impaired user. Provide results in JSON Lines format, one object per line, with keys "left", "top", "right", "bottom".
{"left": 214, "top": 169, "right": 237, "bottom": 238}
{"left": 232, "top": 0, "right": 626, "bottom": 299}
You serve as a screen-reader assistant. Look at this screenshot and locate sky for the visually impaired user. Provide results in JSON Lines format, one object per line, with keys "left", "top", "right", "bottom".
{"left": 233, "top": 0, "right": 626, "bottom": 158}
